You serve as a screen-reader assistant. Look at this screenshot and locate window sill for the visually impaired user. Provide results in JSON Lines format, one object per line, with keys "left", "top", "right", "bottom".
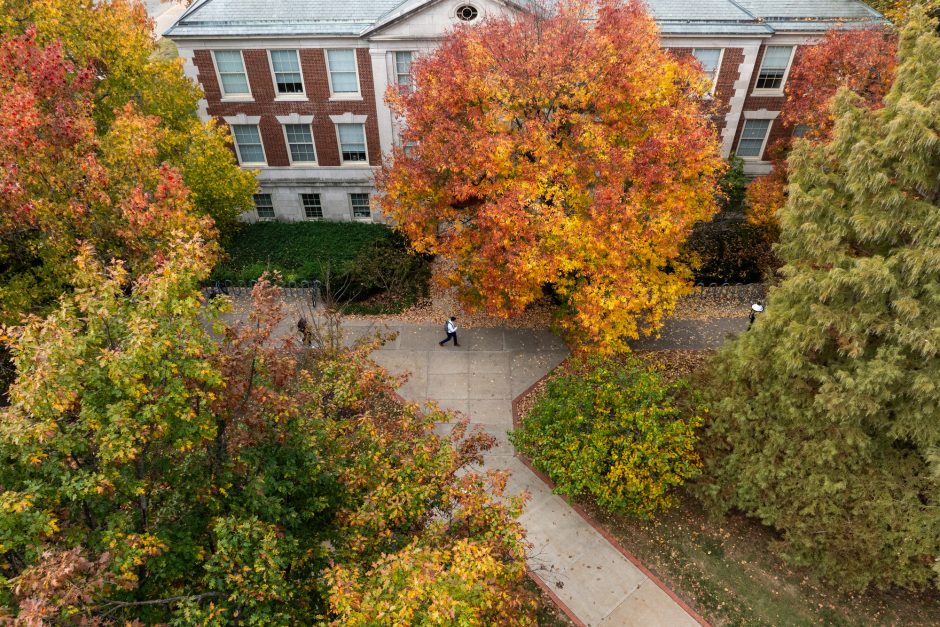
{"left": 329, "top": 95, "right": 363, "bottom": 102}
{"left": 750, "top": 89, "right": 784, "bottom": 98}
{"left": 221, "top": 95, "right": 254, "bottom": 102}
{"left": 239, "top": 162, "right": 268, "bottom": 167}
{"left": 274, "top": 94, "right": 308, "bottom": 102}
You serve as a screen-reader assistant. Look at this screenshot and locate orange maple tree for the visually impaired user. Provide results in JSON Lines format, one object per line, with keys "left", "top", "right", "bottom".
{"left": 377, "top": 0, "right": 723, "bottom": 350}
{"left": 746, "top": 26, "right": 897, "bottom": 227}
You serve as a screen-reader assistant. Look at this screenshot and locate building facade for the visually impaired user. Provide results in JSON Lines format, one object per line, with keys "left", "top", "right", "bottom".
{"left": 166, "top": 0, "right": 884, "bottom": 223}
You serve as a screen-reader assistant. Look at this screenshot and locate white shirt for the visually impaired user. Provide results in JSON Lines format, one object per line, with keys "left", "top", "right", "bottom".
{"left": 446, "top": 320, "right": 457, "bottom": 333}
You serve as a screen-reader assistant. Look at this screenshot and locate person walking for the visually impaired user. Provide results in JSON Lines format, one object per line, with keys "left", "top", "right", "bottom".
{"left": 439, "top": 316, "right": 460, "bottom": 347}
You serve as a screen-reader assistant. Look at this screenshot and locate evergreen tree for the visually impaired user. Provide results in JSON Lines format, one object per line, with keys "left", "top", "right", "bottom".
{"left": 700, "top": 9, "right": 940, "bottom": 591}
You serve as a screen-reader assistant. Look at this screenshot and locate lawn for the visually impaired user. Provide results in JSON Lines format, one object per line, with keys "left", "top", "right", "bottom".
{"left": 583, "top": 493, "right": 940, "bottom": 626}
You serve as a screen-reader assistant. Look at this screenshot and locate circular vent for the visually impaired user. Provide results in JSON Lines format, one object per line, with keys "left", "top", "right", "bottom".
{"left": 455, "top": 4, "right": 479, "bottom": 21}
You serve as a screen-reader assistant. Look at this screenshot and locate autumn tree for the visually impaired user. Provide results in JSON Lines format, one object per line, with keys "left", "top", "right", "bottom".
{"left": 0, "top": 0, "right": 256, "bottom": 235}
{"left": 0, "top": 240, "right": 534, "bottom": 622}
{"left": 866, "top": 0, "right": 940, "bottom": 23}
{"left": 377, "top": 0, "right": 723, "bottom": 351}
{"left": 746, "top": 26, "right": 897, "bottom": 227}
{"left": 0, "top": 31, "right": 216, "bottom": 325}
{"left": 700, "top": 9, "right": 940, "bottom": 591}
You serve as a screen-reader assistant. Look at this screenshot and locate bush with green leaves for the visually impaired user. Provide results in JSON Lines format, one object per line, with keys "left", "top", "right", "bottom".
{"left": 510, "top": 356, "right": 702, "bottom": 519}
{"left": 212, "top": 222, "right": 431, "bottom": 313}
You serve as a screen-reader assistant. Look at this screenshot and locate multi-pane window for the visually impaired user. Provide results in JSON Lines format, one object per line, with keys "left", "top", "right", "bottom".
{"left": 284, "top": 124, "right": 316, "bottom": 163}
{"left": 231, "top": 124, "right": 265, "bottom": 164}
{"left": 793, "top": 124, "right": 811, "bottom": 138}
{"left": 270, "top": 50, "right": 303, "bottom": 94}
{"left": 253, "top": 193, "right": 274, "bottom": 218}
{"left": 301, "top": 193, "right": 322, "bottom": 219}
{"left": 214, "top": 50, "right": 250, "bottom": 97}
{"left": 737, "top": 119, "right": 771, "bottom": 158}
{"left": 350, "top": 193, "right": 371, "bottom": 219}
{"left": 337, "top": 123, "right": 367, "bottom": 162}
{"left": 403, "top": 140, "right": 418, "bottom": 157}
{"left": 394, "top": 51, "right": 413, "bottom": 90}
{"left": 692, "top": 48, "right": 721, "bottom": 88}
{"left": 326, "top": 49, "right": 359, "bottom": 95}
{"left": 755, "top": 46, "right": 793, "bottom": 90}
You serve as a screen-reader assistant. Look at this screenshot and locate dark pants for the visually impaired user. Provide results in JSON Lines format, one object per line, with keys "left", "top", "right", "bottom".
{"left": 439, "top": 331, "right": 458, "bottom": 346}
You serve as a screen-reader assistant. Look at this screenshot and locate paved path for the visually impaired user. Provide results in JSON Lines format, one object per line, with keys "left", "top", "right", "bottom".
{"left": 629, "top": 317, "right": 748, "bottom": 351}
{"left": 347, "top": 320, "right": 705, "bottom": 627}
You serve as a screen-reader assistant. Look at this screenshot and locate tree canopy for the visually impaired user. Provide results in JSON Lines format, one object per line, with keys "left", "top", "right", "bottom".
{"left": 377, "top": 0, "right": 724, "bottom": 351}
{"left": 0, "top": 238, "right": 535, "bottom": 623}
{"left": 701, "top": 9, "right": 940, "bottom": 591}
{"left": 0, "top": 1, "right": 256, "bottom": 324}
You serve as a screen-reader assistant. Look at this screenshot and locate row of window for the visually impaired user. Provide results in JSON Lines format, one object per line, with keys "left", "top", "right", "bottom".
{"left": 213, "top": 49, "right": 415, "bottom": 100}
{"left": 230, "top": 122, "right": 368, "bottom": 166}
{"left": 691, "top": 45, "right": 795, "bottom": 93}
{"left": 253, "top": 192, "right": 371, "bottom": 220}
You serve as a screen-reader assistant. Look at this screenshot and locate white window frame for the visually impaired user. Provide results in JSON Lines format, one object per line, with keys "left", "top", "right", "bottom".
{"left": 300, "top": 193, "right": 323, "bottom": 220}
{"left": 349, "top": 192, "right": 371, "bottom": 220}
{"left": 752, "top": 45, "right": 796, "bottom": 96}
{"left": 332, "top": 117, "right": 369, "bottom": 165}
{"left": 325, "top": 49, "right": 362, "bottom": 100}
{"left": 281, "top": 123, "right": 317, "bottom": 165}
{"left": 736, "top": 113, "right": 778, "bottom": 160}
{"left": 692, "top": 48, "right": 723, "bottom": 94}
{"left": 394, "top": 50, "right": 415, "bottom": 91}
{"left": 267, "top": 49, "right": 306, "bottom": 100}
{"left": 229, "top": 123, "right": 267, "bottom": 166}
{"left": 253, "top": 193, "right": 275, "bottom": 220}
{"left": 212, "top": 50, "right": 252, "bottom": 101}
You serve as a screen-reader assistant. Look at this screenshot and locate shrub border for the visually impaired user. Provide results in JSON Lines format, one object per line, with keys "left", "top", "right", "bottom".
{"left": 510, "top": 368, "right": 711, "bottom": 627}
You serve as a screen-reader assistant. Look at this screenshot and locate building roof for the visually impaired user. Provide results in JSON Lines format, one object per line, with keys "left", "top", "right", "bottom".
{"left": 166, "top": 0, "right": 409, "bottom": 37}
{"left": 165, "top": 0, "right": 884, "bottom": 39}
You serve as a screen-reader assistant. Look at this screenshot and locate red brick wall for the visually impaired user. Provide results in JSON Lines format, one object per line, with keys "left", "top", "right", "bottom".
{"left": 730, "top": 44, "right": 806, "bottom": 160}
{"left": 193, "top": 48, "right": 382, "bottom": 168}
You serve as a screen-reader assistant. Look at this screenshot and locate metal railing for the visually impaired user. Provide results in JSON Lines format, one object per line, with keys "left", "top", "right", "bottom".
{"left": 203, "top": 279, "right": 323, "bottom": 307}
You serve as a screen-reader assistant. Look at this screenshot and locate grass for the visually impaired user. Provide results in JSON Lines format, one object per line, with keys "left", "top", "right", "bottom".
{"left": 581, "top": 494, "right": 940, "bottom": 626}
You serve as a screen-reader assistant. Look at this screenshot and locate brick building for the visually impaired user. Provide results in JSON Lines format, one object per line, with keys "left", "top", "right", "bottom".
{"left": 165, "top": 0, "right": 885, "bottom": 223}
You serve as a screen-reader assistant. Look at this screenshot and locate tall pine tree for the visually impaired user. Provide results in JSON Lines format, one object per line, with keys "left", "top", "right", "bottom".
{"left": 700, "top": 8, "right": 940, "bottom": 591}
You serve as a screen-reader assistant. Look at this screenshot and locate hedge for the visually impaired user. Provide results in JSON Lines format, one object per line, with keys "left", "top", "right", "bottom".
{"left": 212, "top": 221, "right": 397, "bottom": 283}
{"left": 212, "top": 221, "right": 431, "bottom": 313}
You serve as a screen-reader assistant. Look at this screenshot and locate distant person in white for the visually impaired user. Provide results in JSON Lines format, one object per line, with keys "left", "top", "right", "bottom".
{"left": 439, "top": 316, "right": 460, "bottom": 347}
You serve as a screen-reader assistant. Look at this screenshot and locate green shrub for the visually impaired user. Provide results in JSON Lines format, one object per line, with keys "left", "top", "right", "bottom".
{"left": 213, "top": 221, "right": 394, "bottom": 283}
{"left": 213, "top": 222, "right": 431, "bottom": 313}
{"left": 510, "top": 356, "right": 702, "bottom": 519}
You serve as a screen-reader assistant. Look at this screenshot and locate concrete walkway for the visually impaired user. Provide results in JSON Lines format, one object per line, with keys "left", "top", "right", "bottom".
{"left": 349, "top": 320, "right": 705, "bottom": 627}
{"left": 629, "top": 317, "right": 748, "bottom": 351}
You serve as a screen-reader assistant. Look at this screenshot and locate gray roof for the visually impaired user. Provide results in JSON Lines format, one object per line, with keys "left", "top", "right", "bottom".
{"left": 167, "top": 0, "right": 409, "bottom": 37}
{"left": 166, "top": 0, "right": 884, "bottom": 39}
